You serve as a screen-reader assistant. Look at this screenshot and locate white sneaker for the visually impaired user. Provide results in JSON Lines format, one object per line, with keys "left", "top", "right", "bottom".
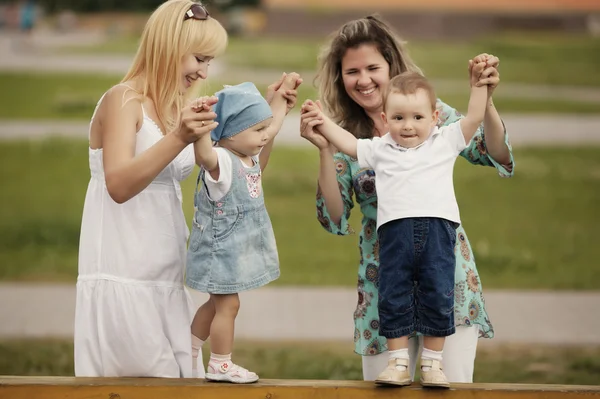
{"left": 420, "top": 359, "right": 450, "bottom": 388}
{"left": 375, "top": 358, "right": 412, "bottom": 386}
{"left": 205, "top": 361, "right": 259, "bottom": 384}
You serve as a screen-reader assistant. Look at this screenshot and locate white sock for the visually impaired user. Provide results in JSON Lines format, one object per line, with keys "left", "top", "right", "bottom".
{"left": 191, "top": 335, "right": 205, "bottom": 375}
{"left": 421, "top": 348, "right": 443, "bottom": 372}
{"left": 389, "top": 348, "right": 409, "bottom": 371}
{"left": 192, "top": 335, "right": 205, "bottom": 357}
{"left": 208, "top": 352, "right": 232, "bottom": 373}
{"left": 209, "top": 352, "right": 232, "bottom": 364}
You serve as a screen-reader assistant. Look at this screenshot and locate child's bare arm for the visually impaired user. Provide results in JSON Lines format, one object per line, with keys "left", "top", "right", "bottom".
{"left": 460, "top": 61, "right": 487, "bottom": 143}
{"left": 191, "top": 96, "right": 220, "bottom": 180}
{"left": 301, "top": 100, "right": 358, "bottom": 158}
{"left": 259, "top": 73, "right": 302, "bottom": 172}
{"left": 193, "top": 134, "right": 219, "bottom": 180}
{"left": 265, "top": 73, "right": 300, "bottom": 139}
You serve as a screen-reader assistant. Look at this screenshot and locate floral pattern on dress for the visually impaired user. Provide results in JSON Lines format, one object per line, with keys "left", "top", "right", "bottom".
{"left": 458, "top": 232, "right": 471, "bottom": 262}
{"left": 245, "top": 171, "right": 261, "bottom": 199}
{"left": 354, "top": 170, "right": 377, "bottom": 198}
{"left": 354, "top": 278, "right": 374, "bottom": 320}
{"left": 315, "top": 99, "right": 514, "bottom": 356}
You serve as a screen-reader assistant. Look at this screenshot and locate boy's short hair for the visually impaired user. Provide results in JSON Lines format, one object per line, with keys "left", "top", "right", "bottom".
{"left": 383, "top": 72, "right": 437, "bottom": 112}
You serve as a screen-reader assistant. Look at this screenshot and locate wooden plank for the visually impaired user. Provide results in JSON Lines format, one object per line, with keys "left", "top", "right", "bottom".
{"left": 1, "top": 377, "right": 600, "bottom": 399}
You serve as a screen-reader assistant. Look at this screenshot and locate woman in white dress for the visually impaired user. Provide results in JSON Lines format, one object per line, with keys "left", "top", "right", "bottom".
{"left": 74, "top": 0, "right": 228, "bottom": 378}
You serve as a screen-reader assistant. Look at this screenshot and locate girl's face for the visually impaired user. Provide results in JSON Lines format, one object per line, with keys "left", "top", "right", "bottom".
{"left": 341, "top": 43, "right": 390, "bottom": 114}
{"left": 180, "top": 53, "right": 213, "bottom": 92}
{"left": 224, "top": 118, "right": 272, "bottom": 158}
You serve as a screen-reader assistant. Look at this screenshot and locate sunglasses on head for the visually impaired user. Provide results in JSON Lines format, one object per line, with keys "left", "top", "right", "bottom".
{"left": 184, "top": 3, "right": 209, "bottom": 21}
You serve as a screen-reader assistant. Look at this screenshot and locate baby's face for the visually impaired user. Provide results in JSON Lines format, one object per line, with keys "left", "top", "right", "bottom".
{"left": 383, "top": 89, "right": 438, "bottom": 148}
{"left": 226, "top": 117, "right": 272, "bottom": 157}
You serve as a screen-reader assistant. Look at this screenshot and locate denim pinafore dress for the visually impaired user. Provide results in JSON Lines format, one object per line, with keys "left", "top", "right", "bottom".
{"left": 186, "top": 149, "right": 280, "bottom": 294}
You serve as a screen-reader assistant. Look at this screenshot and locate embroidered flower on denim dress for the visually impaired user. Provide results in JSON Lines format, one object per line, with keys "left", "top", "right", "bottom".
{"left": 245, "top": 171, "right": 261, "bottom": 198}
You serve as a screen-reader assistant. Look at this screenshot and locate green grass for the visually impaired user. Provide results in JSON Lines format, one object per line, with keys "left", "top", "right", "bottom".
{"left": 58, "top": 33, "right": 600, "bottom": 87}
{"left": 0, "top": 72, "right": 313, "bottom": 121}
{"left": 0, "top": 71, "right": 598, "bottom": 121}
{"left": 234, "top": 33, "right": 600, "bottom": 88}
{"left": 1, "top": 139, "right": 599, "bottom": 289}
{"left": 411, "top": 33, "right": 600, "bottom": 88}
{"left": 2, "top": 339, "right": 600, "bottom": 385}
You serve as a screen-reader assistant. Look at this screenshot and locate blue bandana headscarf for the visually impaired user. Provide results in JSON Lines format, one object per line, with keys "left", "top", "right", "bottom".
{"left": 211, "top": 82, "right": 273, "bottom": 142}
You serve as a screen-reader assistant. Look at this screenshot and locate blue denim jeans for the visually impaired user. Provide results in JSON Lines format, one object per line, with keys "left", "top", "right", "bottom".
{"left": 377, "top": 217, "right": 457, "bottom": 338}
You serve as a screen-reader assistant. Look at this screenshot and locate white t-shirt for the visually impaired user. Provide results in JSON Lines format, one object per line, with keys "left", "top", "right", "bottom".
{"left": 204, "top": 147, "right": 256, "bottom": 201}
{"left": 356, "top": 120, "right": 467, "bottom": 230}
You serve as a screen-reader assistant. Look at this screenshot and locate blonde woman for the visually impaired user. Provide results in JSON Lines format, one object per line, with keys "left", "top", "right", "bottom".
{"left": 74, "top": 0, "right": 228, "bottom": 378}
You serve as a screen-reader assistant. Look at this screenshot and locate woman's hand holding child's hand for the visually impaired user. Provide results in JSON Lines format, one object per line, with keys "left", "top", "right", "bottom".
{"left": 175, "top": 96, "right": 219, "bottom": 144}
{"left": 266, "top": 72, "right": 303, "bottom": 114}
{"left": 300, "top": 99, "right": 329, "bottom": 150}
{"left": 468, "top": 60, "right": 486, "bottom": 89}
{"left": 469, "top": 53, "right": 501, "bottom": 98}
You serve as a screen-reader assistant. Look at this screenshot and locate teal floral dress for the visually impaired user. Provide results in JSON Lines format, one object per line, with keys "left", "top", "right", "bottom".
{"left": 316, "top": 100, "right": 515, "bottom": 356}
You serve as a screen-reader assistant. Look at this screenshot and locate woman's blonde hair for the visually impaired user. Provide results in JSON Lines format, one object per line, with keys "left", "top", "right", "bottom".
{"left": 122, "top": 0, "right": 228, "bottom": 134}
{"left": 315, "top": 14, "right": 421, "bottom": 139}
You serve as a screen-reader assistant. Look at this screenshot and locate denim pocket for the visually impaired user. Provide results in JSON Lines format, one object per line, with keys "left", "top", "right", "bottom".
{"left": 441, "top": 219, "right": 458, "bottom": 247}
{"left": 213, "top": 205, "right": 245, "bottom": 241}
{"left": 188, "top": 209, "right": 206, "bottom": 253}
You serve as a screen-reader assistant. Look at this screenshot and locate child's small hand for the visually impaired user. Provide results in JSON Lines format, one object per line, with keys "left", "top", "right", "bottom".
{"left": 266, "top": 72, "right": 304, "bottom": 114}
{"left": 281, "top": 72, "right": 301, "bottom": 89}
{"left": 469, "top": 53, "right": 501, "bottom": 97}
{"left": 190, "top": 95, "right": 218, "bottom": 112}
{"left": 300, "top": 99, "right": 329, "bottom": 150}
{"left": 177, "top": 101, "right": 218, "bottom": 144}
{"left": 280, "top": 72, "right": 303, "bottom": 114}
{"left": 468, "top": 59, "right": 486, "bottom": 88}
{"left": 301, "top": 99, "right": 323, "bottom": 118}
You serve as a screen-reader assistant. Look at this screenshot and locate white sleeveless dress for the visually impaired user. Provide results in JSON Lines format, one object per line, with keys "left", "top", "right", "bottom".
{"left": 74, "top": 99, "right": 200, "bottom": 378}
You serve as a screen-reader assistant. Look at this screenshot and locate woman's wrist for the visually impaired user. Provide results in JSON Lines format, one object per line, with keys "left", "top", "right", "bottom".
{"left": 319, "top": 145, "right": 334, "bottom": 156}
{"left": 169, "top": 129, "right": 193, "bottom": 147}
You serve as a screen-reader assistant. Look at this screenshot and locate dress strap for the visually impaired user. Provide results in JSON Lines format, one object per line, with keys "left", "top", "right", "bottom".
{"left": 118, "top": 83, "right": 146, "bottom": 118}
{"left": 90, "top": 93, "right": 106, "bottom": 122}
{"left": 194, "top": 167, "right": 210, "bottom": 208}
{"left": 88, "top": 92, "right": 107, "bottom": 140}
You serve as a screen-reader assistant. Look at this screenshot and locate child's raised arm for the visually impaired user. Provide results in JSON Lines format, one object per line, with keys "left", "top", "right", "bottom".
{"left": 301, "top": 100, "right": 358, "bottom": 158}
{"left": 460, "top": 60, "right": 487, "bottom": 144}
{"left": 192, "top": 96, "right": 220, "bottom": 180}
{"left": 266, "top": 73, "right": 301, "bottom": 136}
{"left": 260, "top": 72, "right": 302, "bottom": 171}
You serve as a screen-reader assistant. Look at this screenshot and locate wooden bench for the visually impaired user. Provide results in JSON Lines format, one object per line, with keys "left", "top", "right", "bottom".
{"left": 2, "top": 377, "right": 600, "bottom": 399}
